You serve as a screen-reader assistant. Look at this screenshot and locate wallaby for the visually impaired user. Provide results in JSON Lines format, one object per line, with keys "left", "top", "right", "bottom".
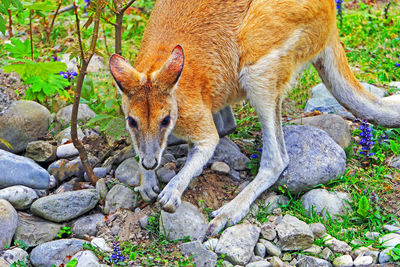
{"left": 109, "top": 0, "right": 400, "bottom": 236}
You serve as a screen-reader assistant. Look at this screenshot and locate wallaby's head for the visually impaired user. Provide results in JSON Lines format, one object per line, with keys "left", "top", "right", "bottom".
{"left": 109, "top": 45, "right": 184, "bottom": 170}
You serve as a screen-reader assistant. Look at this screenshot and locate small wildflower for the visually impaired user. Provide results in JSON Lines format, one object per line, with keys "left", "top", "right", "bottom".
{"left": 358, "top": 119, "right": 374, "bottom": 157}
{"left": 59, "top": 70, "right": 78, "bottom": 80}
{"left": 395, "top": 63, "right": 400, "bottom": 67}
{"left": 251, "top": 154, "right": 258, "bottom": 159}
{"left": 111, "top": 242, "right": 125, "bottom": 264}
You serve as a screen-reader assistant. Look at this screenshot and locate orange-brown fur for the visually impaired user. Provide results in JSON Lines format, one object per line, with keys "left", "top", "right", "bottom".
{"left": 110, "top": 0, "right": 400, "bottom": 236}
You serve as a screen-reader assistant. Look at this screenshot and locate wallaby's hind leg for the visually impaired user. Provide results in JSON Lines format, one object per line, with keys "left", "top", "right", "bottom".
{"left": 207, "top": 63, "right": 290, "bottom": 236}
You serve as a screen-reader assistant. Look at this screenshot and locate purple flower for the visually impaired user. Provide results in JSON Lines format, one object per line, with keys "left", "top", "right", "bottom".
{"left": 59, "top": 70, "right": 78, "bottom": 80}
{"left": 395, "top": 63, "right": 400, "bottom": 67}
{"left": 111, "top": 242, "right": 125, "bottom": 264}
{"left": 252, "top": 154, "right": 259, "bottom": 159}
{"left": 358, "top": 119, "right": 374, "bottom": 157}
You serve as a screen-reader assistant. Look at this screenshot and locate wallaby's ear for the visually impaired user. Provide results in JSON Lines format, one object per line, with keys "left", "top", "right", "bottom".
{"left": 109, "top": 54, "right": 143, "bottom": 95}
{"left": 154, "top": 44, "right": 185, "bottom": 93}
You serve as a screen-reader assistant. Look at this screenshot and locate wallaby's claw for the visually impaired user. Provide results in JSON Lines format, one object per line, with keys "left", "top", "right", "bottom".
{"left": 158, "top": 185, "right": 182, "bottom": 213}
{"left": 206, "top": 201, "right": 250, "bottom": 236}
{"left": 135, "top": 183, "right": 160, "bottom": 202}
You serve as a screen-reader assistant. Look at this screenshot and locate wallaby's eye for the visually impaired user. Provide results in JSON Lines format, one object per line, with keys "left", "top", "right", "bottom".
{"left": 160, "top": 115, "right": 171, "bottom": 127}
{"left": 127, "top": 116, "right": 138, "bottom": 129}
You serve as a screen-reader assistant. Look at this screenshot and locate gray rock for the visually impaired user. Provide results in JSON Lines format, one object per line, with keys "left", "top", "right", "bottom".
{"left": 54, "top": 178, "right": 81, "bottom": 194}
{"left": 269, "top": 256, "right": 284, "bottom": 267}
{"left": 30, "top": 238, "right": 86, "bottom": 267}
{"left": 96, "top": 178, "right": 108, "bottom": 200}
{"left": 379, "top": 233, "right": 400, "bottom": 248}
{"left": 305, "top": 82, "right": 386, "bottom": 119}
{"left": 319, "top": 247, "right": 333, "bottom": 260}
{"left": 221, "top": 260, "right": 234, "bottom": 267}
{"left": 389, "top": 156, "right": 400, "bottom": 169}
{"left": 354, "top": 255, "right": 373, "bottom": 266}
{"left": 104, "top": 184, "right": 138, "bottom": 214}
{"left": 84, "top": 167, "right": 108, "bottom": 182}
{"left": 296, "top": 255, "right": 332, "bottom": 267}
{"left": 14, "top": 212, "right": 62, "bottom": 247}
{"left": 309, "top": 223, "right": 327, "bottom": 239}
{"left": 245, "top": 261, "right": 272, "bottom": 267}
{"left": 31, "top": 189, "right": 99, "bottom": 222}
{"left": 383, "top": 224, "right": 400, "bottom": 234}
{"left": 203, "top": 238, "right": 219, "bottom": 252}
{"left": 254, "top": 242, "right": 266, "bottom": 258}
{"left": 275, "top": 126, "right": 346, "bottom": 193}
{"left": 230, "top": 169, "right": 241, "bottom": 182}
{"left": 180, "top": 241, "right": 218, "bottom": 267}
{"left": 0, "top": 185, "right": 38, "bottom": 209}
{"left": 102, "top": 145, "right": 135, "bottom": 172}
{"left": 210, "top": 137, "right": 250, "bottom": 171}
{"left": 156, "top": 164, "right": 176, "bottom": 183}
{"left": 0, "top": 248, "right": 29, "bottom": 266}
{"left": 332, "top": 255, "right": 353, "bottom": 267}
{"left": 139, "top": 215, "right": 149, "bottom": 229}
{"left": 378, "top": 248, "right": 391, "bottom": 264}
{"left": 25, "top": 141, "right": 57, "bottom": 162}
{"left": 301, "top": 189, "right": 351, "bottom": 219}
{"left": 0, "top": 200, "right": 18, "bottom": 248}
{"left": 276, "top": 215, "right": 314, "bottom": 251}
{"left": 168, "top": 144, "right": 189, "bottom": 158}
{"left": 56, "top": 103, "right": 96, "bottom": 127}
{"left": 259, "top": 239, "right": 281, "bottom": 257}
{"left": 211, "top": 161, "right": 230, "bottom": 174}
{"left": 48, "top": 157, "right": 97, "bottom": 182}
{"left": 91, "top": 237, "right": 112, "bottom": 252}
{"left": 0, "top": 100, "right": 51, "bottom": 153}
{"left": 160, "top": 152, "right": 175, "bottom": 166}
{"left": 72, "top": 213, "right": 105, "bottom": 238}
{"left": 71, "top": 250, "right": 100, "bottom": 267}
{"left": 250, "top": 255, "right": 264, "bottom": 263}
{"left": 323, "top": 234, "right": 352, "bottom": 254}
{"left": 303, "top": 244, "right": 322, "bottom": 255}
{"left": 261, "top": 192, "right": 289, "bottom": 213}
{"left": 261, "top": 222, "right": 277, "bottom": 241}
{"left": 0, "top": 149, "right": 50, "bottom": 189}
{"left": 291, "top": 114, "right": 351, "bottom": 148}
{"left": 389, "top": 81, "right": 400, "bottom": 89}
{"left": 215, "top": 223, "right": 261, "bottom": 265}
{"left": 56, "top": 143, "right": 79, "bottom": 158}
{"left": 161, "top": 201, "right": 207, "bottom": 241}
{"left": 115, "top": 157, "right": 140, "bottom": 186}
{"left": 55, "top": 127, "right": 85, "bottom": 144}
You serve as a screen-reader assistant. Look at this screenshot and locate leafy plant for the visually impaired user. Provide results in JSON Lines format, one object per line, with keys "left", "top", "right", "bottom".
{"left": 14, "top": 240, "right": 29, "bottom": 251}
{"left": 65, "top": 258, "right": 78, "bottom": 267}
{"left": 0, "top": 0, "right": 23, "bottom": 35}
{"left": 86, "top": 114, "right": 127, "bottom": 140}
{"left": 388, "top": 243, "right": 400, "bottom": 261}
{"left": 57, "top": 226, "right": 72, "bottom": 238}
{"left": 356, "top": 196, "right": 370, "bottom": 218}
{"left": 10, "top": 260, "right": 27, "bottom": 267}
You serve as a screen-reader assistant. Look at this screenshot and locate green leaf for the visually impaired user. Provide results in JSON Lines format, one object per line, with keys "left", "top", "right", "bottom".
{"left": 25, "top": 2, "right": 56, "bottom": 11}
{"left": 2, "top": 0, "right": 10, "bottom": 9}
{"left": 0, "top": 3, "right": 7, "bottom": 14}
{"left": 0, "top": 14, "right": 5, "bottom": 34}
{"left": 10, "top": 0, "right": 22, "bottom": 10}
{"left": 357, "top": 196, "right": 370, "bottom": 218}
{"left": 66, "top": 259, "right": 78, "bottom": 267}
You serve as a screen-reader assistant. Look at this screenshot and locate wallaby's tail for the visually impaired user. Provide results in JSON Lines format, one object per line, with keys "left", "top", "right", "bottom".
{"left": 312, "top": 30, "right": 400, "bottom": 128}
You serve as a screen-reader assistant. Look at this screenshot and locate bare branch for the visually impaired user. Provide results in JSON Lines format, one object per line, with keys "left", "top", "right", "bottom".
{"left": 121, "top": 0, "right": 136, "bottom": 13}
{"left": 47, "top": 0, "right": 62, "bottom": 43}
{"left": 73, "top": 2, "right": 85, "bottom": 63}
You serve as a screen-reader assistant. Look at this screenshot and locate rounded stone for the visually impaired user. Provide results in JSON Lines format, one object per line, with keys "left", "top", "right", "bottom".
{"left": 0, "top": 199, "right": 18, "bottom": 248}
{"left": 72, "top": 213, "right": 105, "bottom": 238}
{"left": 275, "top": 125, "right": 346, "bottom": 193}
{"left": 56, "top": 103, "right": 96, "bottom": 127}
{"left": 0, "top": 185, "right": 38, "bottom": 209}
{"left": 104, "top": 184, "right": 138, "bottom": 214}
{"left": 211, "top": 161, "right": 231, "bottom": 174}
{"left": 0, "top": 247, "right": 29, "bottom": 266}
{"left": 0, "top": 149, "right": 50, "bottom": 189}
{"left": 25, "top": 140, "right": 57, "bottom": 162}
{"left": 31, "top": 189, "right": 99, "bottom": 222}
{"left": 0, "top": 100, "right": 51, "bottom": 153}
{"left": 115, "top": 157, "right": 140, "bottom": 186}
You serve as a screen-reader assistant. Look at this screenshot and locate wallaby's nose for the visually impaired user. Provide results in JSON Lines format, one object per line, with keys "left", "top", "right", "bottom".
{"left": 142, "top": 157, "right": 158, "bottom": 170}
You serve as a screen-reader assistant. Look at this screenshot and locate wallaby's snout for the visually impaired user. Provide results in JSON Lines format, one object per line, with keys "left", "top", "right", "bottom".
{"left": 141, "top": 156, "right": 158, "bottom": 170}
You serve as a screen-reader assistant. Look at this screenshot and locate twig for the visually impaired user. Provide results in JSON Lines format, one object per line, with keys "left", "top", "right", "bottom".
{"left": 47, "top": 0, "right": 62, "bottom": 43}
{"left": 114, "top": 0, "right": 136, "bottom": 55}
{"left": 70, "top": 0, "right": 105, "bottom": 185}
{"left": 384, "top": 1, "right": 391, "bottom": 20}
{"left": 29, "top": 10, "right": 33, "bottom": 60}
{"left": 7, "top": 10, "right": 12, "bottom": 38}
{"left": 102, "top": 23, "right": 111, "bottom": 57}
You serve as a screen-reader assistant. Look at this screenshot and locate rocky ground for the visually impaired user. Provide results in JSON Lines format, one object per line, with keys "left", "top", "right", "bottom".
{"left": 0, "top": 77, "right": 400, "bottom": 266}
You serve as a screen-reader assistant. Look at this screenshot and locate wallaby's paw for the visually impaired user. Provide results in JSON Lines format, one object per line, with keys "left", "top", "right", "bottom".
{"left": 135, "top": 182, "right": 160, "bottom": 202}
{"left": 157, "top": 185, "right": 182, "bottom": 213}
{"left": 206, "top": 202, "right": 250, "bottom": 237}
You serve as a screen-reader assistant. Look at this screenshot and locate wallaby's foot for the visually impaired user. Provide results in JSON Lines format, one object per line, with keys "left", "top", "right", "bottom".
{"left": 135, "top": 170, "right": 160, "bottom": 202}
{"left": 157, "top": 181, "right": 182, "bottom": 213}
{"left": 206, "top": 199, "right": 250, "bottom": 236}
